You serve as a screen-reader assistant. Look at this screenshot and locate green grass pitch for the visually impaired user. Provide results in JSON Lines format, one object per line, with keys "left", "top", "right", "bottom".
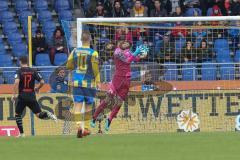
{"left": 0, "top": 132, "right": 239, "bottom": 160}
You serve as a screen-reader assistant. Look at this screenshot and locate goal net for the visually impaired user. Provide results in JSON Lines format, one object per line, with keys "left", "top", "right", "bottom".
{"left": 59, "top": 17, "right": 240, "bottom": 134}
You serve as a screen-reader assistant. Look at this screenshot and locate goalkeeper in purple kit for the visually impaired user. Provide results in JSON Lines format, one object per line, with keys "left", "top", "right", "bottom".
{"left": 90, "top": 40, "right": 148, "bottom": 131}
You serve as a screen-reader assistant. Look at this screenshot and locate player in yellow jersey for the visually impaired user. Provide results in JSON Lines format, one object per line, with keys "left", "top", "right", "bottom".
{"left": 66, "top": 31, "right": 100, "bottom": 138}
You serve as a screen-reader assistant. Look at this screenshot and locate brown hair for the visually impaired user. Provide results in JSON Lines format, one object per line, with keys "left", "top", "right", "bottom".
{"left": 118, "top": 40, "right": 132, "bottom": 50}
{"left": 19, "top": 56, "right": 28, "bottom": 65}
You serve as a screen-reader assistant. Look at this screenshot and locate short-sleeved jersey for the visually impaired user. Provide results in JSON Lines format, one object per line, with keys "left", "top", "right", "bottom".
{"left": 66, "top": 46, "right": 100, "bottom": 88}
{"left": 15, "top": 67, "right": 43, "bottom": 95}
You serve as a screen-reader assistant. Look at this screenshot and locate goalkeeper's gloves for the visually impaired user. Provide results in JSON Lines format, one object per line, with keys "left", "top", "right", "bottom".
{"left": 132, "top": 45, "right": 149, "bottom": 57}
{"left": 132, "top": 46, "right": 142, "bottom": 57}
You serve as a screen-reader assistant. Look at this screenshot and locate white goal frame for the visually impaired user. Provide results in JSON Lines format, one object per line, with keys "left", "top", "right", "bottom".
{"left": 77, "top": 16, "right": 240, "bottom": 47}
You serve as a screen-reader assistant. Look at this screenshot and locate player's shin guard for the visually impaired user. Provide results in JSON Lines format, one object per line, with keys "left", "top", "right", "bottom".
{"left": 84, "top": 111, "right": 92, "bottom": 130}
{"left": 73, "top": 113, "right": 84, "bottom": 131}
{"left": 15, "top": 114, "right": 24, "bottom": 134}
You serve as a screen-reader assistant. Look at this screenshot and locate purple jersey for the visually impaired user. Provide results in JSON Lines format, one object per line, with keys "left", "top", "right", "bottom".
{"left": 109, "top": 47, "right": 139, "bottom": 100}
{"left": 113, "top": 47, "right": 139, "bottom": 77}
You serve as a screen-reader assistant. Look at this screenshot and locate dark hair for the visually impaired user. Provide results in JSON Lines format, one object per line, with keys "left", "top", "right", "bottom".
{"left": 19, "top": 56, "right": 28, "bottom": 64}
{"left": 201, "top": 39, "right": 207, "bottom": 44}
{"left": 55, "top": 67, "right": 65, "bottom": 74}
{"left": 114, "top": 0, "right": 121, "bottom": 5}
{"left": 53, "top": 27, "right": 64, "bottom": 37}
{"left": 200, "top": 39, "right": 208, "bottom": 48}
{"left": 119, "top": 40, "right": 132, "bottom": 49}
{"left": 36, "top": 29, "right": 42, "bottom": 34}
{"left": 186, "top": 39, "right": 192, "bottom": 44}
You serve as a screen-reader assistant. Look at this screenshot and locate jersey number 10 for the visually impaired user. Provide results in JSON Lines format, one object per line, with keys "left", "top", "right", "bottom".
{"left": 77, "top": 53, "right": 87, "bottom": 71}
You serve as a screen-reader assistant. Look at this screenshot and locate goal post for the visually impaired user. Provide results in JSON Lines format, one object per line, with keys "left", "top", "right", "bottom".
{"left": 28, "top": 16, "right": 33, "bottom": 67}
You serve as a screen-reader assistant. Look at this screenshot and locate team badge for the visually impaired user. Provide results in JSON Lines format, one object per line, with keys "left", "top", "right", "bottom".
{"left": 177, "top": 110, "right": 200, "bottom": 132}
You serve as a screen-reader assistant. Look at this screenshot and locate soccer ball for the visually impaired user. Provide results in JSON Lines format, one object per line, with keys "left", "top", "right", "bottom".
{"left": 140, "top": 50, "right": 148, "bottom": 57}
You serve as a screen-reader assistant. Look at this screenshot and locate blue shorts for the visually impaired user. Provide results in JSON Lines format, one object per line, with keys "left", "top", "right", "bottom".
{"left": 72, "top": 87, "right": 97, "bottom": 104}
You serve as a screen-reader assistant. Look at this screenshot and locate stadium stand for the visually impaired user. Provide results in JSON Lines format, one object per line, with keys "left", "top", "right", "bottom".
{"left": 182, "top": 62, "right": 197, "bottom": 81}
{"left": 54, "top": 52, "right": 68, "bottom": 66}
{"left": 35, "top": 53, "right": 51, "bottom": 66}
{"left": 0, "top": 0, "right": 239, "bottom": 84}
{"left": 201, "top": 62, "right": 217, "bottom": 81}
{"left": 220, "top": 63, "right": 235, "bottom": 80}
{"left": 163, "top": 62, "right": 178, "bottom": 81}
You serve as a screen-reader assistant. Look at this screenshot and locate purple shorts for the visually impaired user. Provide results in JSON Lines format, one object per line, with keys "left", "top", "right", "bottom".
{"left": 109, "top": 76, "right": 130, "bottom": 101}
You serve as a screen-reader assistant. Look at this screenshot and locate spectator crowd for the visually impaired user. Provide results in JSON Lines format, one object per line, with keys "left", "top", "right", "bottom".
{"left": 32, "top": 0, "right": 240, "bottom": 65}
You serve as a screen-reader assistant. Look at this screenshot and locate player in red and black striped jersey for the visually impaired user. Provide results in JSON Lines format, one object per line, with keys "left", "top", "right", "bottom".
{"left": 12, "top": 56, "right": 57, "bottom": 137}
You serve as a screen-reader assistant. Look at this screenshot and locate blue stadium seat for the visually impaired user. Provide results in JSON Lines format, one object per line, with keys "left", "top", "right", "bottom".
{"left": 12, "top": 43, "right": 27, "bottom": 57}
{"left": 214, "top": 39, "right": 229, "bottom": 52}
{"left": 3, "top": 22, "right": 18, "bottom": 35}
{"left": 35, "top": 53, "right": 51, "bottom": 66}
{"left": 220, "top": 63, "right": 235, "bottom": 80}
{"left": 38, "top": 11, "right": 52, "bottom": 24}
{"left": 0, "top": 11, "right": 14, "bottom": 23}
{"left": 55, "top": 0, "right": 70, "bottom": 12}
{"left": 0, "top": 1, "right": 8, "bottom": 12}
{"left": 42, "top": 20, "right": 56, "bottom": 36}
{"left": 182, "top": 62, "right": 197, "bottom": 81}
{"left": 0, "top": 54, "right": 13, "bottom": 67}
{"left": 19, "top": 10, "right": 32, "bottom": 24}
{"left": 7, "top": 32, "right": 22, "bottom": 46}
{"left": 34, "top": 0, "right": 48, "bottom": 12}
{"left": 163, "top": 62, "right": 178, "bottom": 81}
{"left": 54, "top": 53, "right": 68, "bottom": 66}
{"left": 0, "top": 43, "right": 6, "bottom": 54}
{"left": 23, "top": 21, "right": 37, "bottom": 36}
{"left": 43, "top": 21, "right": 56, "bottom": 43}
{"left": 44, "top": 31, "right": 54, "bottom": 44}
{"left": 58, "top": 10, "right": 73, "bottom": 21}
{"left": 185, "top": 8, "right": 202, "bottom": 16}
{"left": 131, "top": 65, "right": 140, "bottom": 81}
{"left": 234, "top": 50, "right": 240, "bottom": 62}
{"left": 207, "top": 8, "right": 213, "bottom": 16}
{"left": 0, "top": 76, "right": 4, "bottom": 84}
{"left": 39, "top": 67, "right": 56, "bottom": 83}
{"left": 40, "top": 71, "right": 52, "bottom": 83}
{"left": 3, "top": 71, "right": 15, "bottom": 84}
{"left": 228, "top": 28, "right": 239, "bottom": 38}
{"left": 15, "top": 0, "right": 29, "bottom": 13}
{"left": 101, "top": 63, "right": 112, "bottom": 82}
{"left": 201, "top": 62, "right": 217, "bottom": 80}
{"left": 216, "top": 49, "right": 232, "bottom": 63}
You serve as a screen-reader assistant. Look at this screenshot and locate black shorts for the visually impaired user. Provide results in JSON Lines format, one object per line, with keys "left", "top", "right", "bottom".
{"left": 15, "top": 95, "right": 42, "bottom": 115}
